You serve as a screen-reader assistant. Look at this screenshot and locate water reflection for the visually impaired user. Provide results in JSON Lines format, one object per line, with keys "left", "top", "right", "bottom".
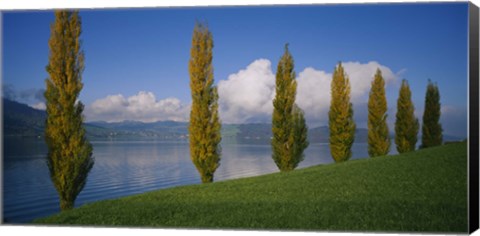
{"left": 3, "top": 138, "right": 375, "bottom": 223}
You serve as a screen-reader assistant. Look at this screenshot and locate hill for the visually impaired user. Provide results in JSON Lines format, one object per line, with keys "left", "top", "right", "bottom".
{"left": 34, "top": 142, "right": 468, "bottom": 232}
{"left": 3, "top": 98, "right": 46, "bottom": 137}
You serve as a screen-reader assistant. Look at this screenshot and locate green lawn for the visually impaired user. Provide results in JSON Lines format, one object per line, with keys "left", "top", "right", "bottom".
{"left": 34, "top": 142, "right": 468, "bottom": 233}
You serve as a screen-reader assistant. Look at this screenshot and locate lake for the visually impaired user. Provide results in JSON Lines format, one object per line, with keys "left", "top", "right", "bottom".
{"left": 3, "top": 138, "right": 383, "bottom": 223}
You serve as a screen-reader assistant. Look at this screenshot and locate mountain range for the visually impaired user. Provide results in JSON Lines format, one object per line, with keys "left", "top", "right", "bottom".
{"left": 2, "top": 98, "right": 463, "bottom": 143}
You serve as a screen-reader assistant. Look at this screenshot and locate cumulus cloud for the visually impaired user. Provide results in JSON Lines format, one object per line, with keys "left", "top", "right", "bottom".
{"left": 342, "top": 61, "right": 397, "bottom": 99}
{"left": 85, "top": 91, "right": 190, "bottom": 122}
{"left": 218, "top": 59, "right": 276, "bottom": 123}
{"left": 218, "top": 59, "right": 399, "bottom": 126}
{"left": 295, "top": 67, "right": 331, "bottom": 126}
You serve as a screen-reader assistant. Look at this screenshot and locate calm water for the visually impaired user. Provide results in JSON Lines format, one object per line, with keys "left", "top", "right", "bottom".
{"left": 3, "top": 138, "right": 374, "bottom": 223}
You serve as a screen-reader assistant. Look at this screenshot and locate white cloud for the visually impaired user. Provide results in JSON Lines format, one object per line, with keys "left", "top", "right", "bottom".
{"left": 85, "top": 91, "right": 190, "bottom": 122}
{"left": 218, "top": 59, "right": 399, "bottom": 125}
{"left": 218, "top": 59, "right": 276, "bottom": 124}
{"left": 342, "top": 61, "right": 397, "bottom": 100}
{"left": 31, "top": 102, "right": 46, "bottom": 110}
{"left": 295, "top": 67, "right": 332, "bottom": 126}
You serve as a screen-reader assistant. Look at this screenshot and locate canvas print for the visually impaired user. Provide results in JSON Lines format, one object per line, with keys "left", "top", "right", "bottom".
{"left": 1, "top": 2, "right": 478, "bottom": 233}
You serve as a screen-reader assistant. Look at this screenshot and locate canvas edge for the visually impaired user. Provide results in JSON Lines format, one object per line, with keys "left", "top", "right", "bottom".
{"left": 468, "top": 1, "right": 479, "bottom": 234}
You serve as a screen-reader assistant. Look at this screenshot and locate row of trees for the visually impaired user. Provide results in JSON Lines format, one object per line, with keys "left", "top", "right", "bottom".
{"left": 271, "top": 52, "right": 443, "bottom": 167}
{"left": 251, "top": 40, "right": 444, "bottom": 170}
{"left": 186, "top": 21, "right": 442, "bottom": 180}
{"left": 371, "top": 76, "right": 443, "bottom": 157}
{"left": 44, "top": 11, "right": 443, "bottom": 211}
{"left": 329, "top": 66, "right": 443, "bottom": 163}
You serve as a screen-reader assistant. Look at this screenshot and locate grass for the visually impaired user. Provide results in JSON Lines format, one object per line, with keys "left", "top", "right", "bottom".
{"left": 34, "top": 142, "right": 468, "bottom": 233}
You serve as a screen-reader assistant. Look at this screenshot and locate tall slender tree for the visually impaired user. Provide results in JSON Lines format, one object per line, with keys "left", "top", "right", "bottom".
{"left": 420, "top": 80, "right": 443, "bottom": 148}
{"left": 329, "top": 62, "right": 356, "bottom": 163}
{"left": 367, "top": 69, "right": 390, "bottom": 157}
{"left": 188, "top": 22, "right": 222, "bottom": 183}
{"left": 394, "top": 79, "right": 419, "bottom": 153}
{"left": 44, "top": 10, "right": 93, "bottom": 211}
{"left": 272, "top": 44, "right": 305, "bottom": 172}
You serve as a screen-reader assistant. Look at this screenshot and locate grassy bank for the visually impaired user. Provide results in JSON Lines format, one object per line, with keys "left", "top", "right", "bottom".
{"left": 34, "top": 142, "right": 468, "bottom": 232}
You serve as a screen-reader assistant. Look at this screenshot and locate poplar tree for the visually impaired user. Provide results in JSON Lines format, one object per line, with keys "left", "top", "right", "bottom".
{"left": 328, "top": 62, "right": 356, "bottom": 163}
{"left": 272, "top": 44, "right": 305, "bottom": 172}
{"left": 394, "top": 79, "right": 419, "bottom": 153}
{"left": 188, "top": 22, "right": 222, "bottom": 183}
{"left": 367, "top": 69, "right": 390, "bottom": 157}
{"left": 44, "top": 11, "right": 93, "bottom": 211}
{"left": 420, "top": 80, "right": 443, "bottom": 148}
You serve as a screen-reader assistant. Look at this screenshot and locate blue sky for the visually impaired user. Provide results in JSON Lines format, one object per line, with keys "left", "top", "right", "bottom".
{"left": 2, "top": 3, "right": 469, "bottom": 137}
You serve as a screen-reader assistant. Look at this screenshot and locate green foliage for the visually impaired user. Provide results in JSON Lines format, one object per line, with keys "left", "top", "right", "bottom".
{"left": 188, "top": 22, "right": 222, "bottom": 183}
{"left": 329, "top": 62, "right": 356, "bottom": 163}
{"left": 44, "top": 11, "right": 93, "bottom": 211}
{"left": 368, "top": 69, "right": 390, "bottom": 157}
{"left": 291, "top": 105, "right": 309, "bottom": 169}
{"left": 271, "top": 44, "right": 307, "bottom": 171}
{"left": 420, "top": 80, "right": 443, "bottom": 148}
{"left": 395, "top": 79, "right": 419, "bottom": 153}
{"left": 36, "top": 142, "right": 468, "bottom": 232}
